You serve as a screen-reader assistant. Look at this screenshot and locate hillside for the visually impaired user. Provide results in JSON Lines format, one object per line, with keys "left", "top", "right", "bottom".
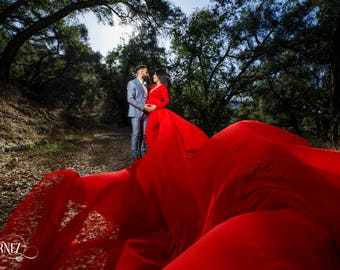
{"left": 0, "top": 96, "right": 132, "bottom": 229}
{"left": 0, "top": 96, "right": 66, "bottom": 151}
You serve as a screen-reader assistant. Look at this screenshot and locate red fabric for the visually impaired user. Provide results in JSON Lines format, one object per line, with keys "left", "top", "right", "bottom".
{"left": 146, "top": 84, "right": 170, "bottom": 109}
{"left": 1, "top": 111, "right": 340, "bottom": 269}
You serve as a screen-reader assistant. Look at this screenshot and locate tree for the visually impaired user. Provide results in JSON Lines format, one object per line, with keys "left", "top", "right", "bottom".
{"left": 199, "top": 0, "right": 339, "bottom": 144}
{"left": 0, "top": 0, "right": 175, "bottom": 82}
{"left": 169, "top": 5, "right": 270, "bottom": 135}
{"left": 313, "top": 0, "right": 340, "bottom": 145}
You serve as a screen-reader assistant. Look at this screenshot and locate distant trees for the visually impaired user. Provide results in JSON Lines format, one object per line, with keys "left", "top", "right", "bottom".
{"left": 104, "top": 28, "right": 168, "bottom": 124}
{"left": 169, "top": 0, "right": 340, "bottom": 145}
{"left": 0, "top": 0, "right": 177, "bottom": 122}
{"left": 0, "top": 0, "right": 339, "bottom": 145}
{"left": 0, "top": 0, "right": 176, "bottom": 82}
{"left": 170, "top": 5, "right": 272, "bottom": 134}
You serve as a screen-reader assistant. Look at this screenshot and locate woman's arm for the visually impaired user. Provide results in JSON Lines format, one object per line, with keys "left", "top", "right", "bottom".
{"left": 156, "top": 85, "right": 170, "bottom": 109}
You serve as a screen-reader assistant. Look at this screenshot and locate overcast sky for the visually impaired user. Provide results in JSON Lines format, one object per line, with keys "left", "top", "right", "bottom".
{"left": 77, "top": 0, "right": 210, "bottom": 55}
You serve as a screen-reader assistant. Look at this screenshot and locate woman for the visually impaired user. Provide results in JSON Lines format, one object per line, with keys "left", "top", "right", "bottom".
{"left": 1, "top": 83, "right": 340, "bottom": 268}
{"left": 144, "top": 69, "right": 171, "bottom": 149}
{"left": 145, "top": 69, "right": 170, "bottom": 113}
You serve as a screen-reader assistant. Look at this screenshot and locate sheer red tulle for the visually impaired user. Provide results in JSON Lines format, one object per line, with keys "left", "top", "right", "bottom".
{"left": 1, "top": 109, "right": 340, "bottom": 269}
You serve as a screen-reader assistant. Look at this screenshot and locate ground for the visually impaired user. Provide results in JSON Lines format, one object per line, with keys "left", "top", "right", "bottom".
{"left": 0, "top": 97, "right": 132, "bottom": 229}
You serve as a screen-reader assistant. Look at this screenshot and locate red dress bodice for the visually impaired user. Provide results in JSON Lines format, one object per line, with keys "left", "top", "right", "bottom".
{"left": 146, "top": 84, "right": 170, "bottom": 109}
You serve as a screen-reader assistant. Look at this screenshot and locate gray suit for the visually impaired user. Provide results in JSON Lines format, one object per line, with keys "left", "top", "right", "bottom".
{"left": 127, "top": 78, "right": 148, "bottom": 158}
{"left": 127, "top": 78, "right": 147, "bottom": 117}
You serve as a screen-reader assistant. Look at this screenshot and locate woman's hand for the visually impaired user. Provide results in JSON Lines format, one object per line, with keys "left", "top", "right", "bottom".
{"left": 144, "top": 104, "right": 157, "bottom": 112}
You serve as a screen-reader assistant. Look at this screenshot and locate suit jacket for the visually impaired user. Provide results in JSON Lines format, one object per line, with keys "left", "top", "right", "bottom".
{"left": 127, "top": 78, "right": 147, "bottom": 117}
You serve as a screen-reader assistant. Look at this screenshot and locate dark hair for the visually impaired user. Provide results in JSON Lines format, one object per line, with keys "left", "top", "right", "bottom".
{"left": 135, "top": 64, "right": 147, "bottom": 73}
{"left": 154, "top": 69, "right": 169, "bottom": 86}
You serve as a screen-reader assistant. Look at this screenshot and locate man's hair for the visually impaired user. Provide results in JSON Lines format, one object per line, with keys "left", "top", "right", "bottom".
{"left": 135, "top": 64, "right": 147, "bottom": 73}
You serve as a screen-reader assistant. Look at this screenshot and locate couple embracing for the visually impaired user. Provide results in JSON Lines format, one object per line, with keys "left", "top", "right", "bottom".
{"left": 127, "top": 64, "right": 170, "bottom": 161}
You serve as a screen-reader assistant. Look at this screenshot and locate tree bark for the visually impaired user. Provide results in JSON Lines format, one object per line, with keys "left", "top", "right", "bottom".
{"left": 0, "top": 0, "right": 119, "bottom": 81}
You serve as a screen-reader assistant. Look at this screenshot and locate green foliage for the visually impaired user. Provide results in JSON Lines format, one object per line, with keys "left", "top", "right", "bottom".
{"left": 0, "top": 0, "right": 176, "bottom": 80}
{"left": 0, "top": 0, "right": 177, "bottom": 127}
{"left": 0, "top": 0, "right": 339, "bottom": 145}
{"left": 169, "top": 0, "right": 339, "bottom": 144}
{"left": 229, "top": 0, "right": 339, "bottom": 142}
{"left": 170, "top": 9, "right": 239, "bottom": 135}
{"left": 102, "top": 29, "right": 168, "bottom": 124}
{"left": 28, "top": 139, "right": 79, "bottom": 156}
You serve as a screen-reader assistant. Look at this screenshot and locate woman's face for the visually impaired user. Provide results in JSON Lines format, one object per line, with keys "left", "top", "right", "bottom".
{"left": 153, "top": 73, "right": 160, "bottom": 83}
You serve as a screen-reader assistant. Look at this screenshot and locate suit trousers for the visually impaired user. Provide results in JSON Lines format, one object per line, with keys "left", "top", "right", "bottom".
{"left": 130, "top": 115, "right": 148, "bottom": 158}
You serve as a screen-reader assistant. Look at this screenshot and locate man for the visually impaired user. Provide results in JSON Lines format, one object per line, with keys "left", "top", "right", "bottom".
{"left": 127, "top": 64, "right": 150, "bottom": 162}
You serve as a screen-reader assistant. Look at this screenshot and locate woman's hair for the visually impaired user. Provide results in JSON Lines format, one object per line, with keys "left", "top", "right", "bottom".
{"left": 154, "top": 69, "right": 169, "bottom": 86}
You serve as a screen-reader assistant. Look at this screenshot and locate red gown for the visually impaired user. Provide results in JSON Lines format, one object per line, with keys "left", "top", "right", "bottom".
{"left": 145, "top": 83, "right": 170, "bottom": 148}
{"left": 146, "top": 83, "right": 170, "bottom": 109}
{"left": 1, "top": 110, "right": 340, "bottom": 269}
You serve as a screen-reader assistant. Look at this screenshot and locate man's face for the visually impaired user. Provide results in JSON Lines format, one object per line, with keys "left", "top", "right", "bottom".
{"left": 140, "top": 68, "right": 149, "bottom": 80}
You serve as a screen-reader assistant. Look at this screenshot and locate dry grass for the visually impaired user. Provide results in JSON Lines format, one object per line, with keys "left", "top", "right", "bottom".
{"left": 0, "top": 96, "right": 132, "bottom": 229}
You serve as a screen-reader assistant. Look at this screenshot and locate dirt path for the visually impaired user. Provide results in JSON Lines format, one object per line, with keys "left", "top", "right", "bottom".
{"left": 0, "top": 127, "right": 132, "bottom": 229}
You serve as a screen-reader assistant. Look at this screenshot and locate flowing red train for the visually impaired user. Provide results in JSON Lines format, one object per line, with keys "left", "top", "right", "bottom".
{"left": 1, "top": 109, "right": 340, "bottom": 269}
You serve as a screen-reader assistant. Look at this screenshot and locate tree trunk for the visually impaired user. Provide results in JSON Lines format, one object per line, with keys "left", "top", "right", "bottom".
{"left": 0, "top": 0, "right": 116, "bottom": 81}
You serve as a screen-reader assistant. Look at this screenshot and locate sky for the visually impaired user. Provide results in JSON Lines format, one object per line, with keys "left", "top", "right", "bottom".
{"left": 77, "top": 0, "right": 210, "bottom": 56}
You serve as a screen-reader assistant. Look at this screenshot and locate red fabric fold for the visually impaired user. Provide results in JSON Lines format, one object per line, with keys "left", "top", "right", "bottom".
{"left": 1, "top": 112, "right": 340, "bottom": 269}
